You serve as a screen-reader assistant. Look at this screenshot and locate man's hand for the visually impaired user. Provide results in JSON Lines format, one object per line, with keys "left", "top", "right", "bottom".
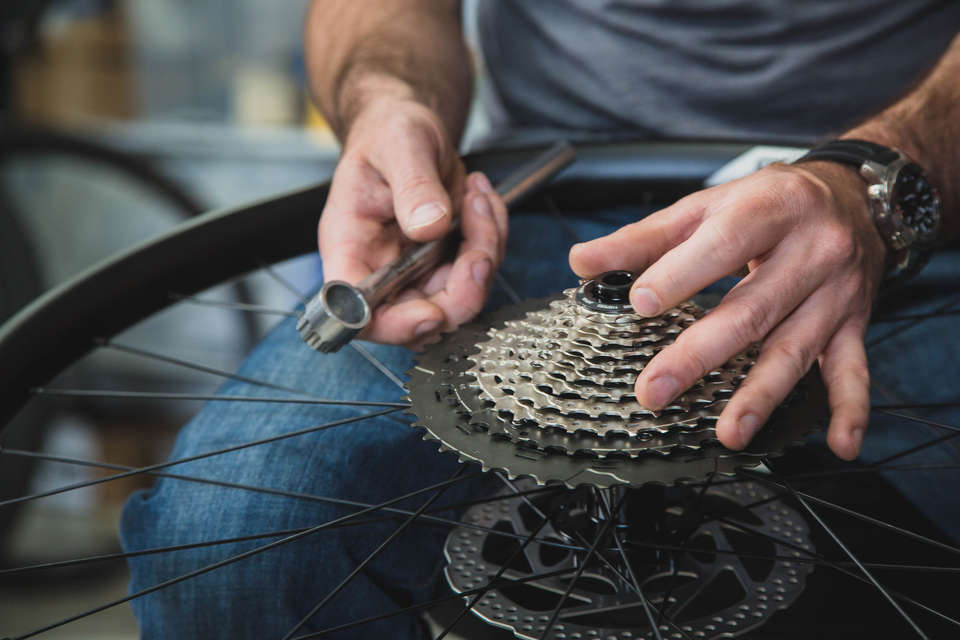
{"left": 570, "top": 161, "right": 886, "bottom": 460}
{"left": 318, "top": 98, "right": 507, "bottom": 347}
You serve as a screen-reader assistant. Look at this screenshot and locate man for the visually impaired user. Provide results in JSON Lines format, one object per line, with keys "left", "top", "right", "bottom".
{"left": 122, "top": 1, "right": 960, "bottom": 637}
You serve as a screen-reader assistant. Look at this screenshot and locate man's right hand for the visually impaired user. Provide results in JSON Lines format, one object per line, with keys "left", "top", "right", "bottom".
{"left": 317, "top": 98, "right": 507, "bottom": 348}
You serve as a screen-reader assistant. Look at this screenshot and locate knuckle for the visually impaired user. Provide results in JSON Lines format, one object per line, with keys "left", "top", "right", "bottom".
{"left": 668, "top": 336, "right": 714, "bottom": 381}
{"left": 817, "top": 224, "right": 857, "bottom": 265}
{"left": 702, "top": 217, "right": 747, "bottom": 264}
{"left": 765, "top": 339, "right": 815, "bottom": 380}
{"left": 397, "top": 173, "right": 440, "bottom": 200}
{"left": 725, "top": 297, "right": 771, "bottom": 345}
{"left": 845, "top": 361, "right": 871, "bottom": 389}
{"left": 781, "top": 170, "right": 831, "bottom": 211}
{"left": 736, "top": 377, "right": 782, "bottom": 411}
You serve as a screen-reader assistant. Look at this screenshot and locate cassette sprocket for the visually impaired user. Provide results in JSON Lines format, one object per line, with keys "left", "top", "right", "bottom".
{"left": 405, "top": 271, "right": 828, "bottom": 488}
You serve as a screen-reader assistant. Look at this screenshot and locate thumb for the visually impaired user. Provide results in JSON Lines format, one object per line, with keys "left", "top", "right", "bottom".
{"left": 375, "top": 133, "right": 455, "bottom": 243}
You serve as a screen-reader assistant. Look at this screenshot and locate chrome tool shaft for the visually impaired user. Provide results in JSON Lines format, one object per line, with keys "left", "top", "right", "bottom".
{"left": 298, "top": 141, "right": 576, "bottom": 352}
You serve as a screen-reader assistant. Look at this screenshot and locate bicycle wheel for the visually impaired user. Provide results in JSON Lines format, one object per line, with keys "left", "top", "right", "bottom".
{"left": 1, "top": 142, "right": 958, "bottom": 640}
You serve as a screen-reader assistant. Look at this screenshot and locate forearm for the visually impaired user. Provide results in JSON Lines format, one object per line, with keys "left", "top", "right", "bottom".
{"left": 304, "top": 0, "right": 472, "bottom": 143}
{"left": 843, "top": 33, "right": 960, "bottom": 238}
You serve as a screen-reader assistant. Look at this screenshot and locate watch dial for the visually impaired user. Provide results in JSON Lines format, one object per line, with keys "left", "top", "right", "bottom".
{"left": 893, "top": 164, "right": 940, "bottom": 241}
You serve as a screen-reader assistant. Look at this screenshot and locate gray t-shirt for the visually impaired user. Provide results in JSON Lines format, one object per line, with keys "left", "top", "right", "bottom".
{"left": 477, "top": 1, "right": 959, "bottom": 145}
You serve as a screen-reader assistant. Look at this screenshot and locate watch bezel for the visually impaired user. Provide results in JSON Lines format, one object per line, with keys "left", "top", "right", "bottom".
{"left": 860, "top": 155, "right": 941, "bottom": 253}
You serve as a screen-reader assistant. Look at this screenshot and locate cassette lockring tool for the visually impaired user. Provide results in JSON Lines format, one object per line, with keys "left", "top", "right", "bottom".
{"left": 297, "top": 141, "right": 576, "bottom": 352}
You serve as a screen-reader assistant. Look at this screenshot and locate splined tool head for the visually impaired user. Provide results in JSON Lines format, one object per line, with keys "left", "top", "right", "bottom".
{"left": 406, "top": 271, "right": 828, "bottom": 488}
{"left": 297, "top": 280, "right": 371, "bottom": 353}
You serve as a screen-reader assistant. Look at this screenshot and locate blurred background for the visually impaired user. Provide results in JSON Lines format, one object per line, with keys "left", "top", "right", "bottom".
{"left": 0, "top": 1, "right": 489, "bottom": 637}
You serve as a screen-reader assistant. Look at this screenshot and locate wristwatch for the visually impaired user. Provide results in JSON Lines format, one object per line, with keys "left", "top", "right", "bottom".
{"left": 796, "top": 139, "right": 941, "bottom": 288}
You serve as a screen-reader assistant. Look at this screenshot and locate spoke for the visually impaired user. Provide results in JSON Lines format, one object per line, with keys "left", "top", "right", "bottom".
{"left": 281, "top": 467, "right": 467, "bottom": 640}
{"left": 539, "top": 492, "right": 627, "bottom": 640}
{"left": 2, "top": 450, "right": 582, "bottom": 567}
{"left": 170, "top": 292, "right": 300, "bottom": 317}
{"left": 437, "top": 484, "right": 566, "bottom": 513}
{"left": 657, "top": 474, "right": 715, "bottom": 626}
{"left": 99, "top": 340, "right": 350, "bottom": 401}
{"left": 872, "top": 309, "right": 960, "bottom": 324}
{"left": 620, "top": 536, "right": 960, "bottom": 574}
{"left": 30, "top": 387, "right": 408, "bottom": 408}
{"left": 763, "top": 460, "right": 929, "bottom": 639}
{"left": 544, "top": 195, "right": 584, "bottom": 245}
{"left": 1, "top": 487, "right": 582, "bottom": 578}
{"left": 0, "top": 407, "right": 401, "bottom": 509}
{"left": 290, "top": 567, "right": 580, "bottom": 640}
{"left": 493, "top": 471, "right": 575, "bottom": 543}
{"left": 0, "top": 527, "right": 309, "bottom": 576}
{"left": 737, "top": 468, "right": 960, "bottom": 557}
{"left": 258, "top": 261, "right": 308, "bottom": 302}
{"left": 434, "top": 497, "right": 561, "bottom": 640}
{"left": 0, "top": 447, "right": 582, "bottom": 555}
{"left": 612, "top": 533, "right": 664, "bottom": 640}
{"left": 874, "top": 401, "right": 960, "bottom": 411}
{"left": 595, "top": 491, "right": 666, "bottom": 640}
{"left": 494, "top": 271, "right": 522, "bottom": 305}
{"left": 873, "top": 431, "right": 960, "bottom": 467}
{"left": 703, "top": 511, "right": 960, "bottom": 630}
{"left": 776, "top": 463, "right": 960, "bottom": 481}
{"left": 350, "top": 342, "right": 406, "bottom": 392}
{"left": 875, "top": 409, "right": 960, "bottom": 433}
{"left": 9, "top": 470, "right": 477, "bottom": 640}
{"left": 868, "top": 293, "right": 960, "bottom": 349}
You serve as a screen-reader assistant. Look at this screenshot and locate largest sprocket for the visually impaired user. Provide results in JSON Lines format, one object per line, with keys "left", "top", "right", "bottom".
{"left": 406, "top": 272, "right": 828, "bottom": 488}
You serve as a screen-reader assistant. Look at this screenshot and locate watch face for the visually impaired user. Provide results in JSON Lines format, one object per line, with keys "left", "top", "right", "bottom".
{"left": 893, "top": 164, "right": 941, "bottom": 242}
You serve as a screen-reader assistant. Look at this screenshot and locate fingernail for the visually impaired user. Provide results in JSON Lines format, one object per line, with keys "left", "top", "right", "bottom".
{"left": 408, "top": 202, "right": 447, "bottom": 229}
{"left": 647, "top": 375, "right": 678, "bottom": 408}
{"left": 473, "top": 194, "right": 492, "bottom": 217}
{"left": 738, "top": 414, "right": 762, "bottom": 444}
{"left": 630, "top": 287, "right": 660, "bottom": 317}
{"left": 472, "top": 258, "right": 492, "bottom": 286}
{"left": 475, "top": 173, "right": 493, "bottom": 193}
{"left": 414, "top": 320, "right": 440, "bottom": 338}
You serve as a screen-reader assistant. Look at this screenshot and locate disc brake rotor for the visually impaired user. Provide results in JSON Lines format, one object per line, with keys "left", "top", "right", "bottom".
{"left": 443, "top": 479, "right": 814, "bottom": 640}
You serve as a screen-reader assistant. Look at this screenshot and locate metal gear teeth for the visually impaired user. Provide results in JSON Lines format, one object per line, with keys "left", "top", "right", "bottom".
{"left": 405, "top": 292, "right": 828, "bottom": 489}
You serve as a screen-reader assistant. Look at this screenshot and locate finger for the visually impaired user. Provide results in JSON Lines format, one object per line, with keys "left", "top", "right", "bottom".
{"left": 635, "top": 238, "right": 828, "bottom": 410}
{"left": 424, "top": 189, "right": 500, "bottom": 329}
{"left": 628, "top": 204, "right": 794, "bottom": 317}
{"left": 820, "top": 323, "right": 871, "bottom": 461}
{"left": 468, "top": 172, "right": 508, "bottom": 262}
{"left": 568, "top": 192, "right": 708, "bottom": 278}
{"left": 362, "top": 296, "right": 445, "bottom": 345}
{"left": 371, "top": 131, "right": 456, "bottom": 243}
{"left": 429, "top": 249, "right": 493, "bottom": 330}
{"left": 460, "top": 187, "right": 502, "bottom": 269}
{"left": 318, "top": 160, "right": 397, "bottom": 284}
{"left": 417, "top": 175, "right": 501, "bottom": 292}
{"left": 711, "top": 286, "right": 845, "bottom": 450}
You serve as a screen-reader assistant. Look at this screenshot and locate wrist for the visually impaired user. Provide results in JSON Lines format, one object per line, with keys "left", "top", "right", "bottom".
{"left": 342, "top": 92, "right": 451, "bottom": 160}
{"left": 333, "top": 72, "right": 420, "bottom": 139}
{"left": 795, "top": 140, "right": 942, "bottom": 292}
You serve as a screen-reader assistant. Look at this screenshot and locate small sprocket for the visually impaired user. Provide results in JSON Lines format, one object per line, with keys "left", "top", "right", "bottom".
{"left": 405, "top": 271, "right": 828, "bottom": 488}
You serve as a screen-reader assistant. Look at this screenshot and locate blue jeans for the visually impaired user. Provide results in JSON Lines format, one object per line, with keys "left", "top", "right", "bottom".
{"left": 120, "top": 208, "right": 960, "bottom": 638}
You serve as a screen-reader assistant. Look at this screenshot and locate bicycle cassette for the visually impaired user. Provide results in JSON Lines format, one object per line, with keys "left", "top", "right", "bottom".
{"left": 406, "top": 271, "right": 828, "bottom": 488}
